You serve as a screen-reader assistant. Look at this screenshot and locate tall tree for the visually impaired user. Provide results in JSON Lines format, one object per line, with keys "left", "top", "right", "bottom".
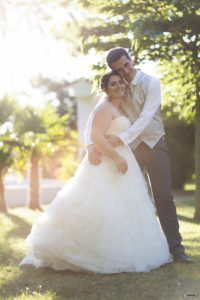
{"left": 0, "top": 141, "right": 12, "bottom": 213}
{"left": 61, "top": 0, "right": 200, "bottom": 219}
{"left": 0, "top": 95, "right": 17, "bottom": 212}
{"left": 13, "top": 105, "right": 73, "bottom": 210}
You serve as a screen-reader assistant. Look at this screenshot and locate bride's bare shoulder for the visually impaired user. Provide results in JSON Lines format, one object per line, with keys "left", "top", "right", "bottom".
{"left": 92, "top": 101, "right": 112, "bottom": 116}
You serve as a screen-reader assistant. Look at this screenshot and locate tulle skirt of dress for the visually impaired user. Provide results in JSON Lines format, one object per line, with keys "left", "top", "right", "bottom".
{"left": 20, "top": 144, "right": 171, "bottom": 274}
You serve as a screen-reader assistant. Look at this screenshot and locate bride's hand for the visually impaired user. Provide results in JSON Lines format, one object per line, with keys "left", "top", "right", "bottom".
{"left": 114, "top": 155, "right": 128, "bottom": 174}
{"left": 87, "top": 144, "right": 102, "bottom": 165}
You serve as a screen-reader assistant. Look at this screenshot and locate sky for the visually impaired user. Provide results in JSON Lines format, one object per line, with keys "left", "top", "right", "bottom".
{"left": 0, "top": 33, "right": 157, "bottom": 106}
{"left": 0, "top": 29, "right": 99, "bottom": 100}
{"left": 0, "top": 2, "right": 157, "bottom": 106}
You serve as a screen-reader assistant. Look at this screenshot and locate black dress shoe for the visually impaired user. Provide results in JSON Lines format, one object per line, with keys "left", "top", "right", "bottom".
{"left": 173, "top": 253, "right": 193, "bottom": 263}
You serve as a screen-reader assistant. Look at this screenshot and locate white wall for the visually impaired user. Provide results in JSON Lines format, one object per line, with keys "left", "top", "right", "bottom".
{"left": 72, "top": 78, "right": 100, "bottom": 146}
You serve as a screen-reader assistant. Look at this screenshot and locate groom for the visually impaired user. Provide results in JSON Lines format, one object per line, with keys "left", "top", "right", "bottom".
{"left": 87, "top": 47, "right": 192, "bottom": 263}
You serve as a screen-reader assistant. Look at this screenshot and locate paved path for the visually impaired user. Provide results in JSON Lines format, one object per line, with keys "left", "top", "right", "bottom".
{"left": 5, "top": 179, "right": 63, "bottom": 207}
{"left": 5, "top": 179, "right": 195, "bottom": 208}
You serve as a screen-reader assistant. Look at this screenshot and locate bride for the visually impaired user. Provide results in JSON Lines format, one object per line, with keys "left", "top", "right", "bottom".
{"left": 20, "top": 70, "right": 171, "bottom": 273}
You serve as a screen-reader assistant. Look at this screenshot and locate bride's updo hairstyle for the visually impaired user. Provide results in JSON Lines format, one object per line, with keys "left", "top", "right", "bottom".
{"left": 100, "top": 70, "right": 121, "bottom": 92}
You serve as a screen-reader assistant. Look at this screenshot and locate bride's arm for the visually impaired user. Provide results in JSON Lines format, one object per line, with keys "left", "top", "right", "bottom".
{"left": 91, "top": 108, "right": 128, "bottom": 173}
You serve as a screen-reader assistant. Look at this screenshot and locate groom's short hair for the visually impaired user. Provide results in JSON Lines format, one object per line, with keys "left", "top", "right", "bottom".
{"left": 106, "top": 47, "right": 130, "bottom": 68}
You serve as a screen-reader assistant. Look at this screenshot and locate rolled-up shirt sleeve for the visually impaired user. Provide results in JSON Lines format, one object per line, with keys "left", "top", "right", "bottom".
{"left": 118, "top": 77, "right": 161, "bottom": 145}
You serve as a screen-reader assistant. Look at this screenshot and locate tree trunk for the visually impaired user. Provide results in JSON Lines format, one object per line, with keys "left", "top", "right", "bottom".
{"left": 0, "top": 170, "right": 7, "bottom": 213}
{"left": 28, "top": 152, "right": 41, "bottom": 210}
{"left": 194, "top": 102, "right": 200, "bottom": 219}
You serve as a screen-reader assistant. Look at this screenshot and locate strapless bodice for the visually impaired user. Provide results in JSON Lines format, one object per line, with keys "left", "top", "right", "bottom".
{"left": 106, "top": 116, "right": 131, "bottom": 136}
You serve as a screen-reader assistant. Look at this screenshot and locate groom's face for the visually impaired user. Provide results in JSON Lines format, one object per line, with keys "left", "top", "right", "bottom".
{"left": 110, "top": 55, "right": 135, "bottom": 83}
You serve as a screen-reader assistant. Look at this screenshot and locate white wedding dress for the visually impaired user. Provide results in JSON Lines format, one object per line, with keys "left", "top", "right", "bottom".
{"left": 20, "top": 116, "right": 171, "bottom": 273}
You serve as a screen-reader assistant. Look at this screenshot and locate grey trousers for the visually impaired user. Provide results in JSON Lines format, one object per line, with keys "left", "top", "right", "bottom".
{"left": 134, "top": 138, "right": 185, "bottom": 256}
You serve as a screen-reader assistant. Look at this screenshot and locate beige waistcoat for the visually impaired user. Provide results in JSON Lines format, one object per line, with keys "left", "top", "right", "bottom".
{"left": 120, "top": 71, "right": 165, "bottom": 150}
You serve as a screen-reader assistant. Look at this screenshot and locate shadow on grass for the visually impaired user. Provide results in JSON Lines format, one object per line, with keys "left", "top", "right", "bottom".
{"left": 0, "top": 265, "right": 112, "bottom": 299}
{"left": 1, "top": 261, "right": 199, "bottom": 300}
{"left": 0, "top": 200, "right": 199, "bottom": 300}
{"left": 177, "top": 213, "right": 200, "bottom": 224}
{"left": 0, "top": 212, "right": 32, "bottom": 267}
{"left": 175, "top": 199, "right": 195, "bottom": 207}
{"left": 6, "top": 212, "right": 32, "bottom": 239}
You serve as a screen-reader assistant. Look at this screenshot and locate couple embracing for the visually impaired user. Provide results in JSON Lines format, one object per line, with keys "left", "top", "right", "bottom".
{"left": 20, "top": 47, "right": 192, "bottom": 273}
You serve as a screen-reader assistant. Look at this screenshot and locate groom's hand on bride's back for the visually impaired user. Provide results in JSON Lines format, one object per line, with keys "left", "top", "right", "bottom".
{"left": 87, "top": 144, "right": 102, "bottom": 165}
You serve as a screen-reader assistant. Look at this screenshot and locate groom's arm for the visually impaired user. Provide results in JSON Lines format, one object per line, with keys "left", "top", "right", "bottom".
{"left": 118, "top": 77, "right": 161, "bottom": 146}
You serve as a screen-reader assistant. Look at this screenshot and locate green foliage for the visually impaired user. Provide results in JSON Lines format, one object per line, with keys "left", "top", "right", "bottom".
{"left": 0, "top": 95, "right": 17, "bottom": 174}
{"left": 0, "top": 94, "right": 78, "bottom": 178}
{"left": 0, "top": 94, "right": 18, "bottom": 211}
{"left": 57, "top": 149, "right": 80, "bottom": 182}
{"left": 63, "top": 0, "right": 200, "bottom": 92}
{"left": 31, "top": 75, "right": 77, "bottom": 130}
{"left": 159, "top": 60, "right": 195, "bottom": 189}
{"left": 0, "top": 143, "right": 13, "bottom": 175}
{"left": 0, "top": 94, "right": 16, "bottom": 125}
{"left": 11, "top": 104, "right": 74, "bottom": 175}
{"left": 74, "top": 0, "right": 200, "bottom": 57}
{"left": 159, "top": 60, "right": 197, "bottom": 119}
{"left": 163, "top": 105, "right": 195, "bottom": 189}
{"left": 14, "top": 105, "right": 68, "bottom": 151}
{"left": 14, "top": 106, "right": 46, "bottom": 134}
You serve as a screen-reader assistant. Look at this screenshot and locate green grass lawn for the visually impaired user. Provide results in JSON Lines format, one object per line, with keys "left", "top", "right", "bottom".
{"left": 0, "top": 194, "right": 200, "bottom": 300}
